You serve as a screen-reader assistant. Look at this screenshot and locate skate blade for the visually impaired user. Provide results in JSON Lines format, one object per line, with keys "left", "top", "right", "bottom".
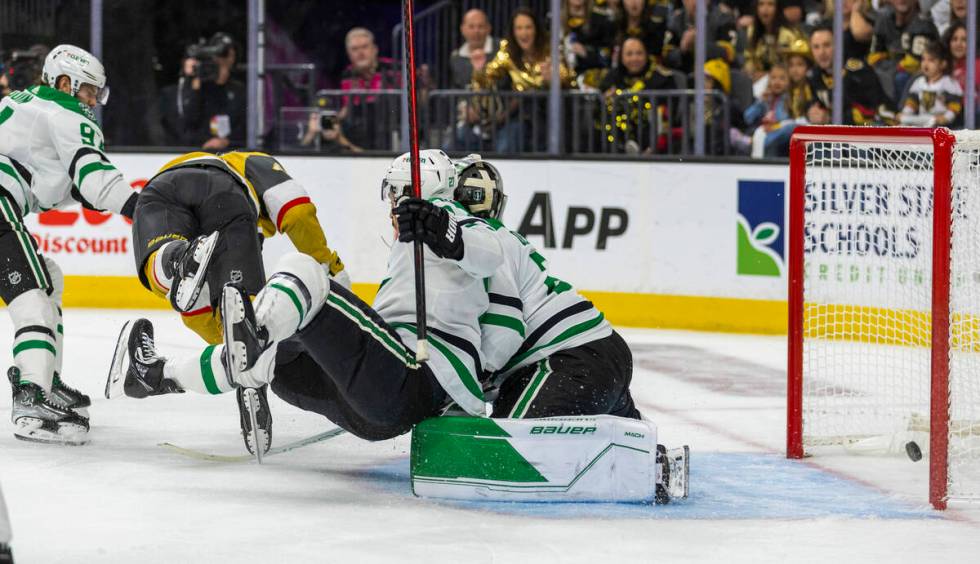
{"left": 667, "top": 446, "right": 690, "bottom": 501}
{"left": 14, "top": 418, "right": 89, "bottom": 446}
{"left": 221, "top": 285, "right": 247, "bottom": 382}
{"left": 174, "top": 231, "right": 220, "bottom": 312}
{"left": 104, "top": 320, "right": 132, "bottom": 399}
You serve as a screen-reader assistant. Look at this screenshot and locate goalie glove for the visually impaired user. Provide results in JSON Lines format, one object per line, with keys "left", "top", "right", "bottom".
{"left": 394, "top": 198, "right": 464, "bottom": 260}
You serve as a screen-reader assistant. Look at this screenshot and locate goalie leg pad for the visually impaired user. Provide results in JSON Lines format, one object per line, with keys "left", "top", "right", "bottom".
{"left": 410, "top": 415, "right": 663, "bottom": 503}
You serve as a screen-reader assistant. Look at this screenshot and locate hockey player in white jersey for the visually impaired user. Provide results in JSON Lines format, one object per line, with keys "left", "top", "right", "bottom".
{"left": 0, "top": 45, "right": 138, "bottom": 445}
{"left": 451, "top": 156, "right": 640, "bottom": 420}
{"left": 106, "top": 150, "right": 504, "bottom": 444}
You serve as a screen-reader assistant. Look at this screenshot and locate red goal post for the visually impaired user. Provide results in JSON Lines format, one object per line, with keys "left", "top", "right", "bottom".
{"left": 786, "top": 126, "right": 979, "bottom": 510}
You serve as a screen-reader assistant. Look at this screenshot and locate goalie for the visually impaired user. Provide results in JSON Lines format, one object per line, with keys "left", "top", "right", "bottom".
{"left": 107, "top": 150, "right": 688, "bottom": 503}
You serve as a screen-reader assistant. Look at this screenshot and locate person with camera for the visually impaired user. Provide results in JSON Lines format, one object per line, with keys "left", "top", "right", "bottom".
{"left": 172, "top": 32, "right": 246, "bottom": 150}
{"left": 0, "top": 45, "right": 140, "bottom": 445}
{"left": 299, "top": 92, "right": 362, "bottom": 153}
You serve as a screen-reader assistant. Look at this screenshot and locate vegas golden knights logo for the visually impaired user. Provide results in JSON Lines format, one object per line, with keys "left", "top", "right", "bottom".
{"left": 921, "top": 91, "right": 937, "bottom": 112}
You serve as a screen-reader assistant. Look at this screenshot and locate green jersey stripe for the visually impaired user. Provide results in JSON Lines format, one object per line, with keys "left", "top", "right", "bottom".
{"left": 479, "top": 312, "right": 525, "bottom": 337}
{"left": 394, "top": 323, "right": 485, "bottom": 402}
{"left": 502, "top": 313, "right": 606, "bottom": 373}
{"left": 76, "top": 160, "right": 116, "bottom": 187}
{"left": 199, "top": 345, "right": 222, "bottom": 395}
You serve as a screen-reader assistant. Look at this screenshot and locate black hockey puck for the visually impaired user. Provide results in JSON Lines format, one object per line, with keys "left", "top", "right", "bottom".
{"left": 905, "top": 441, "right": 922, "bottom": 462}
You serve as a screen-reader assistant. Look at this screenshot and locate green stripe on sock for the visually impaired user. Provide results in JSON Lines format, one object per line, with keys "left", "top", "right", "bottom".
{"left": 270, "top": 282, "right": 305, "bottom": 325}
{"left": 13, "top": 340, "right": 56, "bottom": 355}
{"left": 199, "top": 345, "right": 222, "bottom": 395}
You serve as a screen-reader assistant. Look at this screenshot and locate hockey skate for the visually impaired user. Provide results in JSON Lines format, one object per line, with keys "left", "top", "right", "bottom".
{"left": 104, "top": 319, "right": 183, "bottom": 399}
{"left": 236, "top": 385, "right": 272, "bottom": 458}
{"left": 221, "top": 283, "right": 270, "bottom": 382}
{"left": 168, "top": 231, "right": 219, "bottom": 312}
{"left": 50, "top": 373, "right": 91, "bottom": 415}
{"left": 655, "top": 444, "right": 690, "bottom": 505}
{"left": 8, "top": 367, "right": 89, "bottom": 446}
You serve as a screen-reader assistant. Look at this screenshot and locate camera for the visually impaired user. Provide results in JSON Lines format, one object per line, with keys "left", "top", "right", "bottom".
{"left": 184, "top": 33, "right": 234, "bottom": 83}
{"left": 1, "top": 48, "right": 45, "bottom": 93}
{"left": 319, "top": 110, "right": 338, "bottom": 131}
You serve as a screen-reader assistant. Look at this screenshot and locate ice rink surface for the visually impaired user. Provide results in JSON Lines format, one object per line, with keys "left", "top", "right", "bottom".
{"left": 1, "top": 309, "right": 979, "bottom": 563}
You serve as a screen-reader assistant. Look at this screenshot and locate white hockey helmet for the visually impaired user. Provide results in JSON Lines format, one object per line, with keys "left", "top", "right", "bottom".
{"left": 41, "top": 44, "right": 110, "bottom": 104}
{"left": 454, "top": 154, "right": 506, "bottom": 219}
{"left": 382, "top": 149, "right": 458, "bottom": 204}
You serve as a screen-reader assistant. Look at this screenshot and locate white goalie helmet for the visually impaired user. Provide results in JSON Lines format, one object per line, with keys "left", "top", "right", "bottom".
{"left": 41, "top": 44, "right": 110, "bottom": 104}
{"left": 381, "top": 149, "right": 458, "bottom": 204}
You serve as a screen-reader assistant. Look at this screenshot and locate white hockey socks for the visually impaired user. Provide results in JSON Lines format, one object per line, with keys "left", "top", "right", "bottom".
{"left": 7, "top": 289, "right": 59, "bottom": 392}
{"left": 42, "top": 257, "right": 65, "bottom": 383}
{"left": 254, "top": 253, "right": 330, "bottom": 342}
{"left": 163, "top": 344, "right": 276, "bottom": 395}
{"left": 0, "top": 481, "right": 11, "bottom": 545}
{"left": 164, "top": 346, "right": 235, "bottom": 395}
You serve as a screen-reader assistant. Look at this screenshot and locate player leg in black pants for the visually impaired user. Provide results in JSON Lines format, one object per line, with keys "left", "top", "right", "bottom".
{"left": 132, "top": 166, "right": 266, "bottom": 343}
{"left": 490, "top": 331, "right": 641, "bottom": 420}
{"left": 264, "top": 281, "right": 448, "bottom": 441}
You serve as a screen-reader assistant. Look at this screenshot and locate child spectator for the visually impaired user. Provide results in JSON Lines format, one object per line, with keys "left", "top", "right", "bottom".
{"left": 783, "top": 38, "right": 813, "bottom": 118}
{"left": 744, "top": 63, "right": 797, "bottom": 157}
{"left": 900, "top": 42, "right": 964, "bottom": 127}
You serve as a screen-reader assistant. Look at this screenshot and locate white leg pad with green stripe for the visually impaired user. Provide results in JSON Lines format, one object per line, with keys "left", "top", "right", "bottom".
{"left": 7, "top": 289, "right": 59, "bottom": 391}
{"left": 164, "top": 345, "right": 235, "bottom": 395}
{"left": 410, "top": 415, "right": 661, "bottom": 502}
{"left": 255, "top": 253, "right": 329, "bottom": 342}
{"left": 42, "top": 257, "right": 65, "bottom": 378}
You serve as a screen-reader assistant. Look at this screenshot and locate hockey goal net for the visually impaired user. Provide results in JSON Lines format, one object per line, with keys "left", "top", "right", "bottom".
{"left": 787, "top": 126, "right": 980, "bottom": 509}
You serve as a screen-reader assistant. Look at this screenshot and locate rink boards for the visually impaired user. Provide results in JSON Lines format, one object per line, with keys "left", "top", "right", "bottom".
{"left": 21, "top": 154, "right": 793, "bottom": 333}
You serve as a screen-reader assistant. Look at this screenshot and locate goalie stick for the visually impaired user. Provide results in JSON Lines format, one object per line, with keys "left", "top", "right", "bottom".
{"left": 158, "top": 427, "right": 347, "bottom": 463}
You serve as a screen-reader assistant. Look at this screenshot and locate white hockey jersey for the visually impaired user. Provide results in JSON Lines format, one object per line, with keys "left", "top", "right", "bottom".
{"left": 372, "top": 199, "right": 503, "bottom": 416}
{"left": 479, "top": 219, "right": 612, "bottom": 377}
{"left": 0, "top": 85, "right": 132, "bottom": 216}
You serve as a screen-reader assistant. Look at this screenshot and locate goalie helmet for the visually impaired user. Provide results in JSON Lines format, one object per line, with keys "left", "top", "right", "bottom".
{"left": 381, "top": 149, "right": 458, "bottom": 205}
{"left": 41, "top": 44, "right": 109, "bottom": 104}
{"left": 454, "top": 155, "right": 506, "bottom": 220}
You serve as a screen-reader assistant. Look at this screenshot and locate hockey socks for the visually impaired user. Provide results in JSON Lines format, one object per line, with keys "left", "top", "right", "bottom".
{"left": 254, "top": 253, "right": 330, "bottom": 342}
{"left": 7, "top": 289, "right": 59, "bottom": 392}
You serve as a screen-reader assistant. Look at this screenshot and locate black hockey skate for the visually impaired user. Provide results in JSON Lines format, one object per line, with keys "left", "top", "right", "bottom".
{"left": 166, "top": 231, "right": 219, "bottom": 312}
{"left": 236, "top": 385, "right": 273, "bottom": 458}
{"left": 655, "top": 444, "right": 690, "bottom": 505}
{"left": 50, "top": 373, "right": 91, "bottom": 414}
{"left": 0, "top": 542, "right": 12, "bottom": 564}
{"left": 221, "top": 283, "right": 270, "bottom": 383}
{"left": 104, "top": 319, "right": 183, "bottom": 399}
{"left": 8, "top": 367, "right": 89, "bottom": 446}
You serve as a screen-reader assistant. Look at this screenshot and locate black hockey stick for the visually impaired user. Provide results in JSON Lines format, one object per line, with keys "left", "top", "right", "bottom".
{"left": 403, "top": 0, "right": 430, "bottom": 361}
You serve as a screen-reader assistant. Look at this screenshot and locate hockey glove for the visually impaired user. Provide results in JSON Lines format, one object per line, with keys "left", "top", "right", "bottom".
{"left": 394, "top": 198, "right": 464, "bottom": 260}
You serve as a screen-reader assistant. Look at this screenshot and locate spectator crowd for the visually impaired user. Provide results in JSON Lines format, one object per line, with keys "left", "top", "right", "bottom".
{"left": 7, "top": 0, "right": 976, "bottom": 157}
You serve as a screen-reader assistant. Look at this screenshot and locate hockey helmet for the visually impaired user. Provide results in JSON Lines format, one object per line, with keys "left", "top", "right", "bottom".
{"left": 41, "top": 44, "right": 109, "bottom": 104}
{"left": 382, "top": 149, "right": 458, "bottom": 204}
{"left": 454, "top": 155, "right": 506, "bottom": 220}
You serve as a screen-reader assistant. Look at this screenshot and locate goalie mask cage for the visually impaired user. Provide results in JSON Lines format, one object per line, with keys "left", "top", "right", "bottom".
{"left": 787, "top": 126, "right": 980, "bottom": 510}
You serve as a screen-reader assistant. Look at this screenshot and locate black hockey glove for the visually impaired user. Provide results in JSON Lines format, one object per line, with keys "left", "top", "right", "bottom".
{"left": 394, "top": 198, "right": 464, "bottom": 260}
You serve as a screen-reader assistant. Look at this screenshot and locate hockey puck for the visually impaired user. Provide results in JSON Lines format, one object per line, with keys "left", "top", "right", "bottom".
{"left": 905, "top": 441, "right": 923, "bottom": 462}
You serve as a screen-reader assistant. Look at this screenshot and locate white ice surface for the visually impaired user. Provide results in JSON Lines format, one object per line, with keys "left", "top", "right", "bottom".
{"left": 0, "top": 310, "right": 979, "bottom": 563}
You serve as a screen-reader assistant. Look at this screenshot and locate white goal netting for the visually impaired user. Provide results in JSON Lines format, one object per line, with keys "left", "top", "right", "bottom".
{"left": 799, "top": 131, "right": 980, "bottom": 501}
